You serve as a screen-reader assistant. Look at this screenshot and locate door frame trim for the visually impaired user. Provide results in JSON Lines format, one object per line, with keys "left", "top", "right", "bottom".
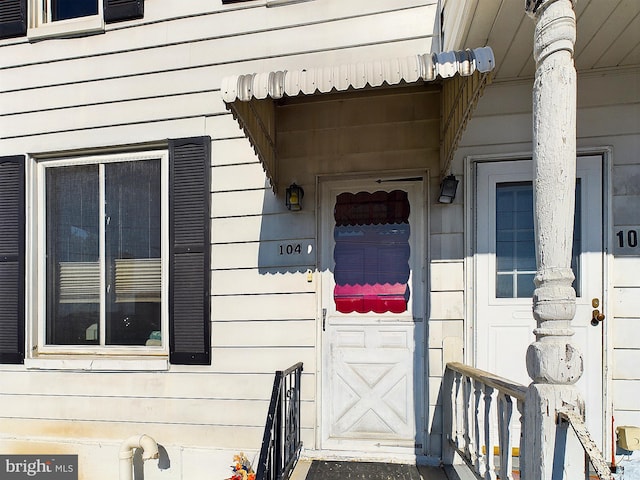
{"left": 314, "top": 169, "right": 430, "bottom": 461}
{"left": 463, "top": 147, "right": 613, "bottom": 452}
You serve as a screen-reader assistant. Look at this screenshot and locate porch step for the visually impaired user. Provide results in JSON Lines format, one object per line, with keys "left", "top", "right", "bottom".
{"left": 300, "top": 460, "right": 448, "bottom": 480}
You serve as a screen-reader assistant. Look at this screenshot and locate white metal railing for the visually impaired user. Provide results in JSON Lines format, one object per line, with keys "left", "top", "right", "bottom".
{"left": 442, "top": 362, "right": 527, "bottom": 480}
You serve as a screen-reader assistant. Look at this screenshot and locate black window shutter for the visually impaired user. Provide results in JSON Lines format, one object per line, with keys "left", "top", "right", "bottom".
{"left": 0, "top": 0, "right": 27, "bottom": 39}
{"left": 169, "top": 137, "right": 211, "bottom": 365}
{"left": 104, "top": 0, "right": 144, "bottom": 24}
{"left": 0, "top": 156, "right": 25, "bottom": 364}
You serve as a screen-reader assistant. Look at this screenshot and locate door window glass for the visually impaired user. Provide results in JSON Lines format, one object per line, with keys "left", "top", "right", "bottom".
{"left": 495, "top": 181, "right": 581, "bottom": 298}
{"left": 333, "top": 190, "right": 410, "bottom": 313}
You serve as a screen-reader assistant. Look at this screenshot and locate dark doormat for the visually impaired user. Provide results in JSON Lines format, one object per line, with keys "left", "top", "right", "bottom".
{"left": 305, "top": 460, "right": 423, "bottom": 480}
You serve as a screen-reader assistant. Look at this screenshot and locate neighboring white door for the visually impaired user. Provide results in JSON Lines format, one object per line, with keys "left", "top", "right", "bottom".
{"left": 475, "top": 156, "right": 605, "bottom": 447}
{"left": 320, "top": 176, "right": 426, "bottom": 456}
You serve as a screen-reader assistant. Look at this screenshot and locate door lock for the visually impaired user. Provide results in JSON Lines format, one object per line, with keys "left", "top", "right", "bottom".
{"left": 591, "top": 298, "right": 605, "bottom": 326}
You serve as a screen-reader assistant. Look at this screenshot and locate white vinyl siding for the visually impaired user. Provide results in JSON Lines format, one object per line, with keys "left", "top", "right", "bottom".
{"left": 0, "top": 1, "right": 440, "bottom": 477}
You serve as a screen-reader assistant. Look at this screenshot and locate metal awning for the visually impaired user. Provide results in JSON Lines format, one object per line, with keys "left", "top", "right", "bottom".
{"left": 221, "top": 47, "right": 495, "bottom": 191}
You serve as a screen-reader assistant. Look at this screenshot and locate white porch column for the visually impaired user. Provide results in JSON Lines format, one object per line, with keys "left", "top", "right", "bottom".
{"left": 524, "top": 1, "right": 585, "bottom": 478}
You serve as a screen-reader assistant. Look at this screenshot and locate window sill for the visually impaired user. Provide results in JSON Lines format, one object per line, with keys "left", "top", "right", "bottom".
{"left": 27, "top": 16, "right": 104, "bottom": 41}
{"left": 25, "top": 356, "right": 169, "bottom": 371}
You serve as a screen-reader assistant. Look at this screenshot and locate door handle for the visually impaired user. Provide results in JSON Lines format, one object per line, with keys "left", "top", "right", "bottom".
{"left": 591, "top": 298, "right": 605, "bottom": 326}
{"left": 322, "top": 308, "right": 327, "bottom": 331}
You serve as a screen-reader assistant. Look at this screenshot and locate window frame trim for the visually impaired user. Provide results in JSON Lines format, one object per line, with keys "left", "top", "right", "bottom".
{"left": 27, "top": 150, "right": 169, "bottom": 359}
{"left": 27, "top": 0, "right": 104, "bottom": 40}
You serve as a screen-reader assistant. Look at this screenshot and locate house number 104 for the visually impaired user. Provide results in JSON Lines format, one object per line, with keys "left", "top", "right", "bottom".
{"left": 279, "top": 243, "right": 302, "bottom": 255}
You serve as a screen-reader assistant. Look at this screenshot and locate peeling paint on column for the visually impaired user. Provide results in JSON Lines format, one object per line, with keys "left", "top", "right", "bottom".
{"left": 523, "top": 0, "right": 588, "bottom": 478}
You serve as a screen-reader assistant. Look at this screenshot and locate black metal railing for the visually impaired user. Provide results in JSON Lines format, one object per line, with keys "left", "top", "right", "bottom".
{"left": 256, "top": 362, "right": 303, "bottom": 480}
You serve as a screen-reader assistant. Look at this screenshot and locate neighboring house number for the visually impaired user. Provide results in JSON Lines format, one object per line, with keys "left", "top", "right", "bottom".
{"left": 614, "top": 227, "right": 640, "bottom": 255}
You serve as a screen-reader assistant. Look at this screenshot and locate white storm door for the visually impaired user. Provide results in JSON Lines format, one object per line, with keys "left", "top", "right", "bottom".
{"left": 475, "top": 156, "right": 604, "bottom": 447}
{"left": 320, "top": 177, "right": 426, "bottom": 455}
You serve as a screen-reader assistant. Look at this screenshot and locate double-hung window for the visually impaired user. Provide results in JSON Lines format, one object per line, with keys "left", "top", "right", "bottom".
{"left": 39, "top": 152, "right": 167, "bottom": 352}
{"left": 0, "top": 137, "right": 211, "bottom": 368}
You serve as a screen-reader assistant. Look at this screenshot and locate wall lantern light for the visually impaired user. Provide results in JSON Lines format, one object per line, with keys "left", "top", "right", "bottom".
{"left": 438, "top": 175, "right": 459, "bottom": 204}
{"left": 285, "top": 183, "right": 304, "bottom": 211}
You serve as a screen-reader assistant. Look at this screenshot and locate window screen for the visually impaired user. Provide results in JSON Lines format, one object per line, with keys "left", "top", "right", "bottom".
{"left": 333, "top": 190, "right": 410, "bottom": 314}
{"left": 45, "top": 160, "right": 161, "bottom": 346}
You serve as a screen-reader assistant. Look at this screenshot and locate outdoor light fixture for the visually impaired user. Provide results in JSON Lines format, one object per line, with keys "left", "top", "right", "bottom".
{"left": 438, "top": 175, "right": 459, "bottom": 204}
{"left": 285, "top": 183, "right": 304, "bottom": 211}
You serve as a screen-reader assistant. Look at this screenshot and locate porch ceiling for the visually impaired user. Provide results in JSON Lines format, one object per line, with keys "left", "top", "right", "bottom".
{"left": 221, "top": 47, "right": 496, "bottom": 192}
{"left": 445, "top": 0, "right": 640, "bottom": 81}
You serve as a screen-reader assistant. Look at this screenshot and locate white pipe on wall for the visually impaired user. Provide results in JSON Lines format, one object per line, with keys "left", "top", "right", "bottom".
{"left": 119, "top": 434, "right": 159, "bottom": 480}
